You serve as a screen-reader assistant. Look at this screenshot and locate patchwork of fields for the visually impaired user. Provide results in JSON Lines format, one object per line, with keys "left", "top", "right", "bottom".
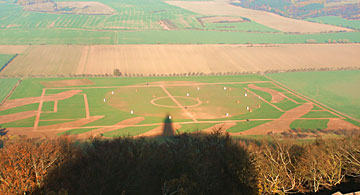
{"left": 0, "top": 0, "right": 359, "bottom": 44}
{"left": 165, "top": 0, "right": 353, "bottom": 33}
{"left": 1, "top": 44, "right": 359, "bottom": 76}
{"left": 0, "top": 74, "right": 358, "bottom": 138}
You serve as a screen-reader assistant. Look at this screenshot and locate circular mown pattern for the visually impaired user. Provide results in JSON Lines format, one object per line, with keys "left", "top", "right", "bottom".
{"left": 151, "top": 96, "right": 202, "bottom": 108}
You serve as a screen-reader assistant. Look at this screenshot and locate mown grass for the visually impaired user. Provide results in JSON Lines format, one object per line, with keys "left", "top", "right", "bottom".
{"left": 103, "top": 125, "right": 158, "bottom": 137}
{"left": 227, "top": 120, "right": 271, "bottom": 133}
{"left": 290, "top": 119, "right": 329, "bottom": 130}
{"left": 301, "top": 111, "right": 340, "bottom": 119}
{"left": 268, "top": 70, "right": 360, "bottom": 120}
{"left": 58, "top": 128, "right": 97, "bottom": 136}
{"left": 273, "top": 99, "right": 300, "bottom": 111}
{"left": 177, "top": 123, "right": 217, "bottom": 133}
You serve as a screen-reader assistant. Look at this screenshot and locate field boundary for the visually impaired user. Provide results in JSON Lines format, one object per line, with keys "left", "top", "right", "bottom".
{"left": 0, "top": 78, "right": 22, "bottom": 106}
{"left": 264, "top": 75, "right": 356, "bottom": 122}
{"left": 2, "top": 80, "right": 356, "bottom": 136}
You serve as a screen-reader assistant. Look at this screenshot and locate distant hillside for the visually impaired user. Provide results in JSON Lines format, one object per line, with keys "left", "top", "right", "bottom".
{"left": 232, "top": 0, "right": 360, "bottom": 19}
{"left": 15, "top": 0, "right": 51, "bottom": 6}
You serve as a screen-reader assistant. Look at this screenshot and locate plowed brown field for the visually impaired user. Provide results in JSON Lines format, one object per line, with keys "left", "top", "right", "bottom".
{"left": 1, "top": 44, "right": 359, "bottom": 77}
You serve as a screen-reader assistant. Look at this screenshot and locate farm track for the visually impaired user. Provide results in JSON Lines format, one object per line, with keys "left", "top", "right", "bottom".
{"left": 2, "top": 80, "right": 359, "bottom": 137}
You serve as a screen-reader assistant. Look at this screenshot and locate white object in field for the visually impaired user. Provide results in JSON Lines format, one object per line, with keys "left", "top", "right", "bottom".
{"left": 186, "top": 93, "right": 190, "bottom": 97}
{"left": 112, "top": 91, "right": 114, "bottom": 94}
{"left": 169, "top": 115, "right": 172, "bottom": 120}
{"left": 226, "top": 113, "right": 229, "bottom": 117}
{"left": 224, "top": 87, "right": 227, "bottom": 90}
{"left": 245, "top": 93, "right": 247, "bottom": 97}
{"left": 258, "top": 96, "right": 261, "bottom": 99}
{"left": 246, "top": 106, "right": 249, "bottom": 110}
{"left": 197, "top": 87, "right": 200, "bottom": 91}
{"left": 103, "top": 98, "right": 106, "bottom": 102}
{"left": 130, "top": 110, "right": 134, "bottom": 114}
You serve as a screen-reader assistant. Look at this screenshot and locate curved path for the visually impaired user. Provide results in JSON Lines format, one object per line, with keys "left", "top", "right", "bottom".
{"left": 234, "top": 103, "right": 313, "bottom": 135}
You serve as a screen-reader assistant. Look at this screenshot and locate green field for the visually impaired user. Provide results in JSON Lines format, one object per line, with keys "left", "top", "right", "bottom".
{"left": 0, "top": 0, "right": 360, "bottom": 44}
{"left": 0, "top": 75, "right": 357, "bottom": 136}
{"left": 308, "top": 16, "right": 360, "bottom": 30}
{"left": 0, "top": 78, "right": 19, "bottom": 103}
{"left": 268, "top": 70, "right": 360, "bottom": 120}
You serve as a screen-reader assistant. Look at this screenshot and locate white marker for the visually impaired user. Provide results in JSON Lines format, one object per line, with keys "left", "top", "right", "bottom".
{"left": 245, "top": 93, "right": 247, "bottom": 97}
{"left": 197, "top": 87, "right": 200, "bottom": 91}
{"left": 186, "top": 93, "right": 190, "bottom": 97}
{"left": 224, "top": 87, "right": 227, "bottom": 90}
{"left": 258, "top": 96, "right": 261, "bottom": 99}
{"left": 130, "top": 110, "right": 134, "bottom": 114}
{"left": 226, "top": 113, "right": 229, "bottom": 117}
{"left": 169, "top": 115, "right": 172, "bottom": 120}
{"left": 246, "top": 106, "right": 249, "bottom": 110}
{"left": 112, "top": 91, "right": 114, "bottom": 94}
{"left": 104, "top": 98, "right": 106, "bottom": 102}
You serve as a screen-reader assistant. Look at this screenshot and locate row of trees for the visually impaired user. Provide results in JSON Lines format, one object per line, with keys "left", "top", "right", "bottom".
{"left": 2, "top": 66, "right": 360, "bottom": 79}
{"left": 0, "top": 130, "right": 359, "bottom": 194}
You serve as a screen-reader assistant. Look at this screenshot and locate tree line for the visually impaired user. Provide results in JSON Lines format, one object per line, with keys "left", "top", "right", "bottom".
{"left": 0, "top": 129, "right": 359, "bottom": 194}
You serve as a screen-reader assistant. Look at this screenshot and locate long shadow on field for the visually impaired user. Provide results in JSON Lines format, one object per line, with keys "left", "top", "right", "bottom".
{"left": 40, "top": 131, "right": 258, "bottom": 195}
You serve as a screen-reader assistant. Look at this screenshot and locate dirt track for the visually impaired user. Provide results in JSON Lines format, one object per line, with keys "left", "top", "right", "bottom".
{"left": 0, "top": 90, "right": 82, "bottom": 111}
{"left": 248, "top": 84, "right": 285, "bottom": 103}
{"left": 235, "top": 103, "right": 313, "bottom": 135}
{"left": 326, "top": 119, "right": 360, "bottom": 130}
{"left": 0, "top": 111, "right": 36, "bottom": 124}
{"left": 77, "top": 117, "right": 145, "bottom": 139}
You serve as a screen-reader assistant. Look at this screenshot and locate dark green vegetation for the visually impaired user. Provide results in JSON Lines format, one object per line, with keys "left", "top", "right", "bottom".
{"left": 1, "top": 133, "right": 360, "bottom": 194}
{"left": 268, "top": 70, "right": 360, "bottom": 120}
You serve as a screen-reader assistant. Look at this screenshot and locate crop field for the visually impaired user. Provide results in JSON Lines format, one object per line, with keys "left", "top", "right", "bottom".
{"left": 268, "top": 70, "right": 360, "bottom": 121}
{"left": 307, "top": 16, "right": 360, "bottom": 30}
{"left": 165, "top": 0, "right": 353, "bottom": 33}
{"left": 0, "top": 75, "right": 358, "bottom": 138}
{"left": 0, "top": 0, "right": 359, "bottom": 44}
{"left": 1, "top": 44, "right": 359, "bottom": 77}
{"left": 0, "top": 78, "right": 19, "bottom": 103}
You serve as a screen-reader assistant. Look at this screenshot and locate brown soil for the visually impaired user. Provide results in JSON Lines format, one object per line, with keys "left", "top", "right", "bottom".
{"left": 37, "top": 116, "right": 103, "bottom": 131}
{"left": 0, "top": 45, "right": 29, "bottom": 54}
{"left": 71, "top": 44, "right": 360, "bottom": 76}
{"left": 6, "top": 116, "right": 103, "bottom": 137}
{"left": 0, "top": 90, "right": 82, "bottom": 111}
{"left": 77, "top": 117, "right": 145, "bottom": 139}
{"left": 203, "top": 122, "right": 237, "bottom": 134}
{"left": 135, "top": 123, "right": 181, "bottom": 137}
{"left": 248, "top": 84, "right": 285, "bottom": 103}
{"left": 0, "top": 111, "right": 36, "bottom": 124}
{"left": 326, "top": 119, "right": 360, "bottom": 130}
{"left": 236, "top": 103, "right": 313, "bottom": 135}
{"left": 41, "top": 79, "right": 94, "bottom": 88}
